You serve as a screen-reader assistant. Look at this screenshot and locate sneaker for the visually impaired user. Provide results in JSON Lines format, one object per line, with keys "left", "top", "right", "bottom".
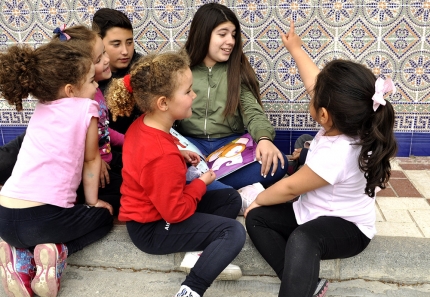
{"left": 0, "top": 242, "right": 35, "bottom": 297}
{"left": 31, "top": 243, "right": 68, "bottom": 297}
{"left": 237, "top": 182, "right": 265, "bottom": 215}
{"left": 174, "top": 285, "right": 200, "bottom": 297}
{"left": 179, "top": 251, "right": 242, "bottom": 281}
{"left": 313, "top": 278, "right": 329, "bottom": 297}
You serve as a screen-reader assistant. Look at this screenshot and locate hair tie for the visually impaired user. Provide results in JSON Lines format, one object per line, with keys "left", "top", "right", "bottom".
{"left": 372, "top": 77, "right": 396, "bottom": 112}
{"left": 53, "top": 24, "right": 71, "bottom": 41}
{"left": 123, "top": 74, "right": 133, "bottom": 93}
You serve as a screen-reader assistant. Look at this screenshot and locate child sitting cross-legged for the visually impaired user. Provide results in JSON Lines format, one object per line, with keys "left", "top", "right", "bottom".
{"left": 106, "top": 51, "right": 246, "bottom": 297}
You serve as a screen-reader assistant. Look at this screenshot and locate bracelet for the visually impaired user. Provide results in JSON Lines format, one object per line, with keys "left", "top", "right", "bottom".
{"left": 84, "top": 203, "right": 96, "bottom": 208}
{"left": 257, "top": 137, "right": 273, "bottom": 144}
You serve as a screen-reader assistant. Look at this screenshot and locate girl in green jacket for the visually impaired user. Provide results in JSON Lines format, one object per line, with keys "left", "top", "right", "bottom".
{"left": 176, "top": 3, "right": 288, "bottom": 189}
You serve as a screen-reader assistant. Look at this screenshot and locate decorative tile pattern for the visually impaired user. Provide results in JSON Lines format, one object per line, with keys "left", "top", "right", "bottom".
{"left": 0, "top": 0, "right": 429, "bottom": 153}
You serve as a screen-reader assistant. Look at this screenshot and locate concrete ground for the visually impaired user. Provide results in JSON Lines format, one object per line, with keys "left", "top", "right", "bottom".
{"left": 1, "top": 156, "right": 430, "bottom": 297}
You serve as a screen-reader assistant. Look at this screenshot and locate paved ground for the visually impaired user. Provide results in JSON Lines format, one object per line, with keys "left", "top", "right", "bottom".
{"left": 374, "top": 157, "right": 430, "bottom": 238}
{"left": 1, "top": 157, "right": 429, "bottom": 297}
{"left": 4, "top": 265, "right": 425, "bottom": 297}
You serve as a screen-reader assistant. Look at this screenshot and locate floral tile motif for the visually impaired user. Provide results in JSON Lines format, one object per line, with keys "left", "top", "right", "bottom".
{"left": 318, "top": 0, "right": 359, "bottom": 27}
{"left": 0, "top": 0, "right": 34, "bottom": 32}
{"left": 36, "top": 0, "right": 72, "bottom": 29}
{"left": 112, "top": 0, "right": 148, "bottom": 28}
{"left": 152, "top": 0, "right": 189, "bottom": 28}
{"left": 73, "top": 0, "right": 107, "bottom": 24}
{"left": 275, "top": 0, "right": 314, "bottom": 27}
{"left": 339, "top": 19, "right": 376, "bottom": 59}
{"left": 246, "top": 51, "right": 271, "bottom": 85}
{"left": 407, "top": 0, "right": 430, "bottom": 25}
{"left": 360, "top": 50, "right": 397, "bottom": 80}
{"left": 399, "top": 50, "right": 430, "bottom": 92}
{"left": 233, "top": 0, "right": 271, "bottom": 27}
{"left": 382, "top": 18, "right": 421, "bottom": 59}
{"left": 361, "top": 0, "right": 403, "bottom": 26}
{"left": 274, "top": 52, "right": 303, "bottom": 90}
{"left": 301, "top": 19, "right": 333, "bottom": 59}
{"left": 134, "top": 20, "right": 169, "bottom": 54}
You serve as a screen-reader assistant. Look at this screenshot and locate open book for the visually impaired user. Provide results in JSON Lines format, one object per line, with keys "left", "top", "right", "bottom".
{"left": 170, "top": 128, "right": 257, "bottom": 179}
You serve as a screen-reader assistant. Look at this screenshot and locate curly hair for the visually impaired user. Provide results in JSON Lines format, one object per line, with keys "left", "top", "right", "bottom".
{"left": 312, "top": 60, "right": 398, "bottom": 197}
{"left": 106, "top": 51, "right": 190, "bottom": 121}
{"left": 0, "top": 42, "right": 92, "bottom": 111}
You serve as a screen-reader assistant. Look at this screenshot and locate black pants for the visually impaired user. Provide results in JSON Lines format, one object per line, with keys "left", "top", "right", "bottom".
{"left": 127, "top": 189, "right": 246, "bottom": 296}
{"left": 0, "top": 203, "right": 113, "bottom": 255}
{"left": 246, "top": 203, "right": 370, "bottom": 297}
{"left": 0, "top": 132, "right": 25, "bottom": 184}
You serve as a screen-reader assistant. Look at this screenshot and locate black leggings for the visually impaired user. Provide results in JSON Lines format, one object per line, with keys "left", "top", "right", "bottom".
{"left": 127, "top": 189, "right": 246, "bottom": 296}
{"left": 0, "top": 203, "right": 113, "bottom": 255}
{"left": 245, "top": 203, "right": 370, "bottom": 297}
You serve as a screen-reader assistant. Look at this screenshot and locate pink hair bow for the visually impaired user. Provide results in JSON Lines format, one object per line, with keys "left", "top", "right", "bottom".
{"left": 53, "top": 24, "right": 71, "bottom": 41}
{"left": 372, "top": 77, "right": 396, "bottom": 112}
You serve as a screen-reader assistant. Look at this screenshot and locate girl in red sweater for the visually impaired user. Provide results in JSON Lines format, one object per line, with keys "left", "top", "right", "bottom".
{"left": 106, "top": 52, "right": 246, "bottom": 297}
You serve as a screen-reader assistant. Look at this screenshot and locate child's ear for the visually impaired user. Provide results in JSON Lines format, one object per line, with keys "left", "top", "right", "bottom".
{"left": 319, "top": 107, "right": 330, "bottom": 125}
{"left": 63, "top": 84, "right": 75, "bottom": 98}
{"left": 156, "top": 96, "right": 169, "bottom": 111}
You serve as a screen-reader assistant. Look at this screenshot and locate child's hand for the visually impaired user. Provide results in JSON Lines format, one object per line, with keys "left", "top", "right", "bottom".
{"left": 180, "top": 150, "right": 201, "bottom": 166}
{"left": 289, "top": 148, "right": 302, "bottom": 161}
{"left": 198, "top": 169, "right": 216, "bottom": 185}
{"left": 243, "top": 199, "right": 262, "bottom": 218}
{"left": 99, "top": 160, "right": 110, "bottom": 188}
{"left": 280, "top": 20, "right": 302, "bottom": 54}
{"left": 94, "top": 199, "right": 113, "bottom": 215}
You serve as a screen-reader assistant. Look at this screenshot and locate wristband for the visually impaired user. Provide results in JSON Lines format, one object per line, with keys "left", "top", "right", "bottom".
{"left": 257, "top": 137, "right": 273, "bottom": 144}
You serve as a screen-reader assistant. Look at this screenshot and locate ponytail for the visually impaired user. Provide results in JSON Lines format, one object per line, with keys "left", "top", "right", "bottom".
{"left": 105, "top": 77, "right": 135, "bottom": 122}
{"left": 0, "top": 45, "right": 38, "bottom": 111}
{"left": 358, "top": 100, "right": 398, "bottom": 197}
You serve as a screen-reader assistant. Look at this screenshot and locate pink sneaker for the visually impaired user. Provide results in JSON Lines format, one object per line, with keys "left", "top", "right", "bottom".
{"left": 0, "top": 241, "right": 35, "bottom": 297}
{"left": 31, "top": 243, "right": 67, "bottom": 297}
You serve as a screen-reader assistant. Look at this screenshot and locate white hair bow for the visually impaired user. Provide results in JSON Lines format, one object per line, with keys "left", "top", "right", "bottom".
{"left": 372, "top": 77, "right": 396, "bottom": 112}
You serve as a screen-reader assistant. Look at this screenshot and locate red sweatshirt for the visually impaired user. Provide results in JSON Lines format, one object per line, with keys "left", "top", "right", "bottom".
{"left": 118, "top": 115, "right": 206, "bottom": 223}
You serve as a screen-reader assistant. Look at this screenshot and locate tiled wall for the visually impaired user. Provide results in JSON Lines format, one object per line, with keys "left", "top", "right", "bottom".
{"left": 0, "top": 0, "right": 429, "bottom": 155}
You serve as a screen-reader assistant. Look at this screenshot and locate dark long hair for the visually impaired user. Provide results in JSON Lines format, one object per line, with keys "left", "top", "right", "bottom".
{"left": 312, "top": 60, "right": 398, "bottom": 197}
{"left": 184, "top": 3, "right": 261, "bottom": 117}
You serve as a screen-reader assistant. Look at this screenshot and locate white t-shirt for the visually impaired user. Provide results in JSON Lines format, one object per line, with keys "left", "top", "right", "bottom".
{"left": 293, "top": 129, "right": 376, "bottom": 239}
{"left": 1, "top": 98, "right": 99, "bottom": 208}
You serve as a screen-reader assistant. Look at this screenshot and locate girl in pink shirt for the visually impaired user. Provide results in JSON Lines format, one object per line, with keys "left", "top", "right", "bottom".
{"left": 0, "top": 28, "right": 113, "bottom": 297}
{"left": 245, "top": 21, "right": 398, "bottom": 297}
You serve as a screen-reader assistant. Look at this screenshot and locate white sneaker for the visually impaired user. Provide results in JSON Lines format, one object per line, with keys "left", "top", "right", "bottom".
{"left": 237, "top": 182, "right": 265, "bottom": 215}
{"left": 179, "top": 251, "right": 242, "bottom": 280}
{"left": 174, "top": 285, "right": 200, "bottom": 297}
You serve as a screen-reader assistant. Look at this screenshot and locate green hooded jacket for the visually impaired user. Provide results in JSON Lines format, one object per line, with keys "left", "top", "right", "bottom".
{"left": 175, "top": 62, "right": 275, "bottom": 142}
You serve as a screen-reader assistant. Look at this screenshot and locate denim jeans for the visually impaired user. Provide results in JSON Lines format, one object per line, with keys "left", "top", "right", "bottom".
{"left": 126, "top": 188, "right": 245, "bottom": 296}
{"left": 246, "top": 203, "right": 371, "bottom": 297}
{"left": 187, "top": 135, "right": 288, "bottom": 189}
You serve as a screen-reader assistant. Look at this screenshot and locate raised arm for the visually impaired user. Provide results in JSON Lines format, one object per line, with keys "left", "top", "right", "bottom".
{"left": 280, "top": 21, "right": 320, "bottom": 95}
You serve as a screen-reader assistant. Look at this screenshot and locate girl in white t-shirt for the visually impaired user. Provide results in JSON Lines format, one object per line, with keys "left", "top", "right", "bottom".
{"left": 0, "top": 36, "right": 113, "bottom": 297}
{"left": 245, "top": 21, "right": 398, "bottom": 297}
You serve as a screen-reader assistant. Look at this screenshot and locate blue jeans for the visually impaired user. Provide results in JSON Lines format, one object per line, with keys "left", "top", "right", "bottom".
{"left": 187, "top": 135, "right": 288, "bottom": 189}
